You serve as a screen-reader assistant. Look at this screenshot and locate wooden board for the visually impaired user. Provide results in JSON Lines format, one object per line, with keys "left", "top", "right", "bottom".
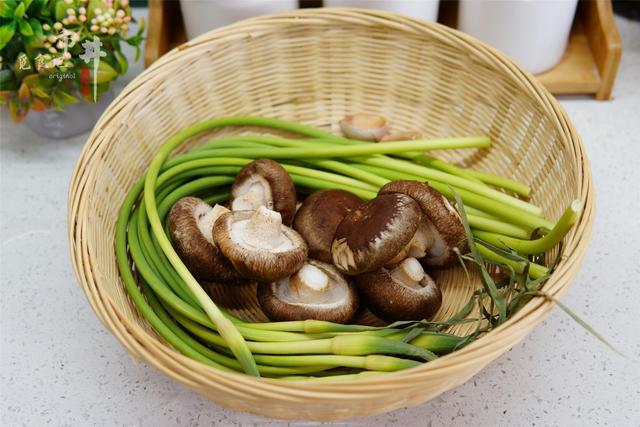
{"left": 145, "top": 0, "right": 622, "bottom": 99}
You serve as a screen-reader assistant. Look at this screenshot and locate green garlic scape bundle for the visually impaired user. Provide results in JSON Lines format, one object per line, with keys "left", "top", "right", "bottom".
{"left": 116, "top": 115, "right": 581, "bottom": 379}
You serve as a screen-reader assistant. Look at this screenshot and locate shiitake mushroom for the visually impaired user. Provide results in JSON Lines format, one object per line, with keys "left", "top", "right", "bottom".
{"left": 331, "top": 193, "right": 423, "bottom": 275}
{"left": 257, "top": 259, "right": 358, "bottom": 323}
{"left": 355, "top": 257, "right": 442, "bottom": 322}
{"left": 380, "top": 180, "right": 467, "bottom": 268}
{"left": 293, "top": 189, "right": 364, "bottom": 263}
{"left": 339, "top": 113, "right": 389, "bottom": 141}
{"left": 213, "top": 206, "right": 307, "bottom": 282}
{"left": 230, "top": 159, "right": 297, "bottom": 225}
{"left": 167, "top": 197, "right": 245, "bottom": 283}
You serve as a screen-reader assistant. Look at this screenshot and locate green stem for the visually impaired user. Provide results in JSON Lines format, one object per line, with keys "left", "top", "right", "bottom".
{"left": 477, "top": 244, "right": 549, "bottom": 280}
{"left": 474, "top": 200, "right": 582, "bottom": 254}
{"left": 358, "top": 156, "right": 541, "bottom": 216}
{"left": 468, "top": 214, "right": 531, "bottom": 239}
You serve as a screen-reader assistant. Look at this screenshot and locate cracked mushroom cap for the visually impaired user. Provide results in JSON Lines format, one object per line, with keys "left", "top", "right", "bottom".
{"left": 380, "top": 180, "right": 467, "bottom": 268}
{"left": 213, "top": 206, "right": 308, "bottom": 282}
{"left": 257, "top": 259, "right": 359, "bottom": 323}
{"left": 355, "top": 257, "right": 442, "bottom": 322}
{"left": 230, "top": 159, "right": 297, "bottom": 225}
{"left": 167, "top": 197, "right": 245, "bottom": 283}
{"left": 331, "top": 193, "right": 422, "bottom": 275}
{"left": 293, "top": 189, "right": 364, "bottom": 263}
{"left": 339, "top": 113, "right": 389, "bottom": 141}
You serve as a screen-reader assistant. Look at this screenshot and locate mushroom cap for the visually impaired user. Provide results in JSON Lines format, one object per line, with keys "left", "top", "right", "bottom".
{"left": 168, "top": 197, "right": 245, "bottom": 283}
{"left": 331, "top": 193, "right": 422, "bottom": 275}
{"left": 339, "top": 113, "right": 389, "bottom": 141}
{"left": 213, "top": 208, "right": 308, "bottom": 282}
{"left": 380, "top": 180, "right": 467, "bottom": 268}
{"left": 379, "top": 131, "right": 421, "bottom": 142}
{"left": 230, "top": 159, "right": 297, "bottom": 225}
{"left": 293, "top": 189, "right": 364, "bottom": 263}
{"left": 355, "top": 258, "right": 442, "bottom": 322}
{"left": 257, "top": 259, "right": 359, "bottom": 323}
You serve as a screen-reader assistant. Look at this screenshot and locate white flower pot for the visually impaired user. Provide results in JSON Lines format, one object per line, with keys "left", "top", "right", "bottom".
{"left": 179, "top": 0, "right": 299, "bottom": 40}
{"left": 458, "top": 0, "right": 578, "bottom": 75}
{"left": 324, "top": 0, "right": 439, "bottom": 22}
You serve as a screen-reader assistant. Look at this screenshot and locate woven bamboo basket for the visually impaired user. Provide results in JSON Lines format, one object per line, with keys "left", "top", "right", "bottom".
{"left": 68, "top": 8, "right": 594, "bottom": 421}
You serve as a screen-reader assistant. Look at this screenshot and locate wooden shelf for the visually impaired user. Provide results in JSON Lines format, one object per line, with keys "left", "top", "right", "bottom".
{"left": 145, "top": 0, "right": 622, "bottom": 100}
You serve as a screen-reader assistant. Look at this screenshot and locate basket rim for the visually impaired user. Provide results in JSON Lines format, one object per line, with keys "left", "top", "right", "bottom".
{"left": 68, "top": 8, "right": 594, "bottom": 396}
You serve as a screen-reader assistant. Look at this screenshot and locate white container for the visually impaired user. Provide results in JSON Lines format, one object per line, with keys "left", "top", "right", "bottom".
{"left": 324, "top": 0, "right": 440, "bottom": 22}
{"left": 179, "top": 0, "right": 298, "bottom": 40}
{"left": 458, "top": 0, "right": 578, "bottom": 75}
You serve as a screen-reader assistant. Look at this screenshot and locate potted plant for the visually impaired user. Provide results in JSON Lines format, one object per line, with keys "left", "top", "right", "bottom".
{"left": 0, "top": 0, "right": 144, "bottom": 138}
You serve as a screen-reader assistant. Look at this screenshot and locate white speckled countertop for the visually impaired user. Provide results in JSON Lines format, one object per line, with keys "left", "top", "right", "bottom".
{"left": 1, "top": 11, "right": 639, "bottom": 427}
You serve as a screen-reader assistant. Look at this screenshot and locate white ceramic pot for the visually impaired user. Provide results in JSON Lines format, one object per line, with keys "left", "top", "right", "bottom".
{"left": 324, "top": 0, "right": 439, "bottom": 22}
{"left": 179, "top": 0, "right": 299, "bottom": 40}
{"left": 458, "top": 0, "right": 578, "bottom": 75}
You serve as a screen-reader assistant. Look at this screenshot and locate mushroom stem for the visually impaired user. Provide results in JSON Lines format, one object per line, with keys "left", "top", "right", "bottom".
{"left": 241, "top": 206, "right": 289, "bottom": 250}
{"left": 390, "top": 258, "right": 426, "bottom": 288}
{"left": 231, "top": 184, "right": 268, "bottom": 211}
{"left": 290, "top": 264, "right": 330, "bottom": 298}
{"left": 197, "top": 204, "right": 229, "bottom": 244}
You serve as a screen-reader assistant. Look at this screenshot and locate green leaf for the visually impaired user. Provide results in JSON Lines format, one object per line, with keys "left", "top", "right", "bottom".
{"left": 114, "top": 48, "right": 127, "bottom": 74}
{"left": 0, "top": 0, "right": 17, "bottom": 18}
{"left": 18, "top": 18, "right": 33, "bottom": 36}
{"left": 0, "top": 21, "right": 16, "bottom": 50}
{"left": 28, "top": 18, "right": 42, "bottom": 37}
{"left": 0, "top": 69, "right": 18, "bottom": 90}
{"left": 89, "top": 60, "right": 118, "bottom": 83}
{"left": 451, "top": 187, "right": 507, "bottom": 323}
{"left": 51, "top": 87, "right": 78, "bottom": 110}
{"left": 86, "top": 0, "right": 107, "bottom": 20}
{"left": 13, "top": 1, "right": 25, "bottom": 18}
{"left": 54, "top": 0, "right": 67, "bottom": 21}
{"left": 23, "top": 0, "right": 34, "bottom": 12}
{"left": 13, "top": 52, "right": 33, "bottom": 78}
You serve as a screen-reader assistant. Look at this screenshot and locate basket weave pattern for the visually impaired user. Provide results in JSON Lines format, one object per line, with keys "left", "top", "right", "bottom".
{"left": 68, "top": 9, "right": 593, "bottom": 420}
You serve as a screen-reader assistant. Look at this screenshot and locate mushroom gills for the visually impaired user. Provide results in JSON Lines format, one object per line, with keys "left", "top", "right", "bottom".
{"left": 278, "top": 264, "right": 347, "bottom": 305}
{"left": 230, "top": 176, "right": 273, "bottom": 212}
{"left": 195, "top": 204, "right": 229, "bottom": 245}
{"left": 355, "top": 257, "right": 442, "bottom": 322}
{"left": 230, "top": 206, "right": 294, "bottom": 252}
{"left": 258, "top": 260, "right": 359, "bottom": 323}
{"left": 386, "top": 218, "right": 435, "bottom": 265}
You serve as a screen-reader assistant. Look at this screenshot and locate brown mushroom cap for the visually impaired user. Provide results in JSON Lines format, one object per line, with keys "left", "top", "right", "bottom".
{"left": 339, "top": 113, "right": 389, "bottom": 141}
{"left": 293, "top": 189, "right": 364, "bottom": 263}
{"left": 213, "top": 206, "right": 308, "bottom": 282}
{"left": 230, "top": 159, "right": 297, "bottom": 225}
{"left": 355, "top": 257, "right": 442, "bottom": 322}
{"left": 380, "top": 180, "right": 467, "bottom": 268}
{"left": 167, "top": 197, "right": 245, "bottom": 283}
{"left": 257, "top": 259, "right": 359, "bottom": 323}
{"left": 331, "top": 193, "right": 422, "bottom": 275}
